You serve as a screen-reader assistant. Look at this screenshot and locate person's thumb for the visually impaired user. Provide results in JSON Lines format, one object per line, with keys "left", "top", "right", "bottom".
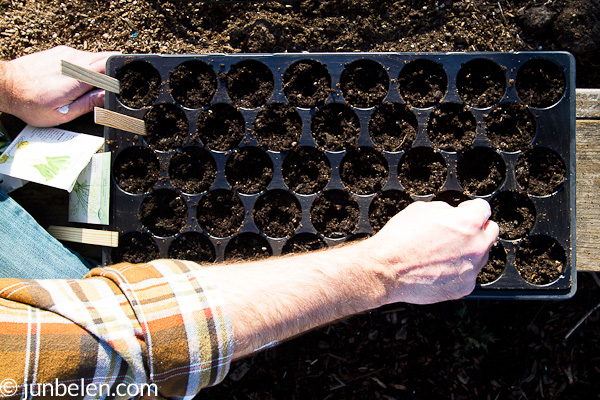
{"left": 56, "top": 89, "right": 105, "bottom": 121}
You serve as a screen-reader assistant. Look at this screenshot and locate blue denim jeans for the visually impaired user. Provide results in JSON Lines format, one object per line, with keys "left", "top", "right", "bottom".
{"left": 0, "top": 189, "right": 92, "bottom": 279}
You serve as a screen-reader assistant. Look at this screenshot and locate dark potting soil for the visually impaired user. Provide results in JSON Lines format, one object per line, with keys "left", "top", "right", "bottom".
{"left": 516, "top": 147, "right": 566, "bottom": 196}
{"left": 490, "top": 191, "right": 537, "bottom": 240}
{"left": 169, "top": 60, "right": 217, "bottom": 109}
{"left": 282, "top": 233, "right": 328, "bottom": 255}
{"left": 168, "top": 232, "right": 216, "bottom": 263}
{"left": 427, "top": 103, "right": 477, "bottom": 152}
{"left": 113, "top": 146, "right": 160, "bottom": 194}
{"left": 340, "top": 147, "right": 388, "bottom": 195}
{"left": 169, "top": 146, "right": 216, "bottom": 194}
{"left": 283, "top": 59, "right": 331, "bottom": 108}
{"left": 516, "top": 235, "right": 566, "bottom": 285}
{"left": 253, "top": 190, "right": 302, "bottom": 238}
{"left": 226, "top": 60, "right": 274, "bottom": 108}
{"left": 340, "top": 59, "right": 389, "bottom": 108}
{"left": 457, "top": 147, "right": 506, "bottom": 196}
{"left": 398, "top": 59, "right": 447, "bottom": 108}
{"left": 516, "top": 59, "right": 567, "bottom": 108}
{"left": 225, "top": 147, "right": 273, "bottom": 194}
{"left": 457, "top": 58, "right": 506, "bottom": 108}
{"left": 253, "top": 103, "right": 302, "bottom": 151}
{"left": 369, "top": 102, "right": 418, "bottom": 152}
{"left": 116, "top": 61, "right": 161, "bottom": 109}
{"left": 225, "top": 233, "right": 272, "bottom": 261}
{"left": 398, "top": 147, "right": 447, "bottom": 196}
{"left": 139, "top": 189, "right": 187, "bottom": 237}
{"left": 368, "top": 190, "right": 412, "bottom": 233}
{"left": 310, "top": 190, "right": 360, "bottom": 238}
{"left": 144, "top": 103, "right": 189, "bottom": 151}
{"left": 111, "top": 232, "right": 159, "bottom": 264}
{"left": 196, "top": 103, "right": 246, "bottom": 151}
{"left": 432, "top": 190, "right": 471, "bottom": 207}
{"left": 477, "top": 241, "right": 507, "bottom": 285}
{"left": 486, "top": 102, "right": 536, "bottom": 153}
{"left": 197, "top": 189, "right": 245, "bottom": 238}
{"left": 312, "top": 103, "right": 360, "bottom": 151}
{"left": 282, "top": 146, "right": 331, "bottom": 194}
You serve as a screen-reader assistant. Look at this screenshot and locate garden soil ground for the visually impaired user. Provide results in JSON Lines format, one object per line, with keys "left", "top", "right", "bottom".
{"left": 2, "top": 1, "right": 600, "bottom": 398}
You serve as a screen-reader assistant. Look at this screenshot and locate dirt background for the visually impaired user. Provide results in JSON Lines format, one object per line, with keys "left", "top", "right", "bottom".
{"left": 2, "top": 0, "right": 600, "bottom": 399}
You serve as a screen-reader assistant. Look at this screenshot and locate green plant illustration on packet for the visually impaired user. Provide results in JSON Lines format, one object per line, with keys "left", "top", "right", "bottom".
{"left": 33, "top": 155, "right": 71, "bottom": 181}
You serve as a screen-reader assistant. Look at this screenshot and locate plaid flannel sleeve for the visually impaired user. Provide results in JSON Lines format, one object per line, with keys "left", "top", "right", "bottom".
{"left": 0, "top": 259, "right": 234, "bottom": 399}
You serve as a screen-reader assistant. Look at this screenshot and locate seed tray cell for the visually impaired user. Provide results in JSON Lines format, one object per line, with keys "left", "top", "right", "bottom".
{"left": 103, "top": 52, "right": 576, "bottom": 300}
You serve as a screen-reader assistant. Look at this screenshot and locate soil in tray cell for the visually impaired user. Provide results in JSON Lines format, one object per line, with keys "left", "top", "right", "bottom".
{"left": 196, "top": 103, "right": 245, "bottom": 151}
{"left": 282, "top": 146, "right": 331, "bottom": 194}
{"left": 457, "top": 59, "right": 506, "bottom": 108}
{"left": 477, "top": 241, "right": 507, "bottom": 285}
{"left": 427, "top": 103, "right": 477, "bottom": 152}
{"left": 226, "top": 60, "right": 274, "bottom": 108}
{"left": 516, "top": 147, "right": 566, "bottom": 196}
{"left": 113, "top": 146, "right": 160, "bottom": 194}
{"left": 340, "top": 59, "right": 389, "bottom": 108}
{"left": 282, "top": 233, "right": 328, "bottom": 255}
{"left": 432, "top": 190, "right": 471, "bottom": 207}
{"left": 490, "top": 191, "right": 536, "bottom": 240}
{"left": 457, "top": 147, "right": 506, "bottom": 196}
{"left": 368, "top": 190, "right": 412, "bottom": 233}
{"left": 398, "top": 59, "right": 447, "bottom": 108}
{"left": 225, "top": 147, "right": 273, "bottom": 194}
{"left": 340, "top": 147, "right": 389, "bottom": 195}
{"left": 144, "top": 103, "right": 189, "bottom": 151}
{"left": 116, "top": 61, "right": 161, "bottom": 109}
{"left": 168, "top": 232, "right": 216, "bottom": 263}
{"left": 169, "top": 60, "right": 217, "bottom": 109}
{"left": 516, "top": 235, "right": 566, "bottom": 285}
{"left": 225, "top": 232, "right": 272, "bottom": 261}
{"left": 253, "top": 103, "right": 302, "bottom": 151}
{"left": 139, "top": 189, "right": 188, "bottom": 237}
{"left": 485, "top": 102, "right": 536, "bottom": 153}
{"left": 283, "top": 59, "right": 331, "bottom": 108}
{"left": 169, "top": 146, "right": 216, "bottom": 194}
{"left": 312, "top": 103, "right": 360, "bottom": 151}
{"left": 112, "top": 232, "right": 159, "bottom": 264}
{"left": 516, "top": 59, "right": 566, "bottom": 108}
{"left": 369, "top": 102, "right": 418, "bottom": 152}
{"left": 253, "top": 190, "right": 302, "bottom": 238}
{"left": 197, "top": 189, "right": 244, "bottom": 238}
{"left": 398, "top": 147, "right": 447, "bottom": 196}
{"left": 310, "top": 189, "right": 360, "bottom": 239}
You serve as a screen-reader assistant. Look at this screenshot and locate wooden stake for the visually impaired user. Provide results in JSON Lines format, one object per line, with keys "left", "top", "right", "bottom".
{"left": 61, "top": 60, "right": 121, "bottom": 93}
{"left": 48, "top": 226, "right": 119, "bottom": 247}
{"left": 94, "top": 107, "right": 147, "bottom": 136}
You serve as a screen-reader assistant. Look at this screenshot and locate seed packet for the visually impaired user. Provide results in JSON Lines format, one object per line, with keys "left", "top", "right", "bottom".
{"left": 0, "top": 119, "right": 26, "bottom": 193}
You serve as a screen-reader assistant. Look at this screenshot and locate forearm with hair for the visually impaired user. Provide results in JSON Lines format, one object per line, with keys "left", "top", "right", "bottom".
{"left": 0, "top": 61, "right": 14, "bottom": 114}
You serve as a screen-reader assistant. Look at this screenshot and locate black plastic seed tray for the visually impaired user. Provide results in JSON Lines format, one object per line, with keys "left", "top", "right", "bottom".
{"left": 102, "top": 52, "right": 576, "bottom": 300}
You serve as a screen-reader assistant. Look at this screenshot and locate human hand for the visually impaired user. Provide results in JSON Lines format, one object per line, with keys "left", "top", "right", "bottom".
{"left": 0, "top": 46, "right": 119, "bottom": 127}
{"left": 364, "top": 199, "right": 499, "bottom": 305}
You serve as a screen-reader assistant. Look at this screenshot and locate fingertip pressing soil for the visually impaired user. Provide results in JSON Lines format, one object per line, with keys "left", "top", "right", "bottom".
{"left": 169, "top": 146, "right": 216, "bottom": 194}
{"left": 457, "top": 59, "right": 506, "bottom": 108}
{"left": 144, "top": 103, "right": 189, "bottom": 151}
{"left": 311, "top": 103, "right": 360, "bottom": 151}
{"left": 139, "top": 189, "right": 188, "bottom": 237}
{"left": 486, "top": 102, "right": 536, "bottom": 153}
{"left": 432, "top": 190, "right": 471, "bottom": 207}
{"left": 253, "top": 190, "right": 302, "bottom": 238}
{"left": 311, "top": 190, "right": 360, "bottom": 238}
{"left": 369, "top": 102, "right": 418, "bottom": 152}
{"left": 340, "top": 147, "right": 388, "bottom": 195}
{"left": 283, "top": 59, "right": 331, "bottom": 108}
{"left": 398, "top": 147, "right": 447, "bottom": 196}
{"left": 490, "top": 191, "right": 537, "bottom": 240}
{"left": 457, "top": 147, "right": 506, "bottom": 196}
{"left": 111, "top": 232, "right": 159, "bottom": 264}
{"left": 340, "top": 59, "right": 389, "bottom": 108}
{"left": 116, "top": 61, "right": 161, "bottom": 109}
{"left": 282, "top": 146, "right": 331, "bottom": 194}
{"left": 168, "top": 232, "right": 216, "bottom": 263}
{"left": 197, "top": 189, "right": 245, "bottom": 238}
{"left": 427, "top": 103, "right": 477, "bottom": 152}
{"left": 282, "top": 233, "right": 328, "bottom": 255}
{"left": 516, "top": 59, "right": 566, "bottom": 108}
{"left": 253, "top": 103, "right": 302, "bottom": 151}
{"left": 477, "top": 241, "right": 507, "bottom": 285}
{"left": 398, "top": 59, "right": 447, "bottom": 108}
{"left": 516, "top": 147, "right": 566, "bottom": 196}
{"left": 368, "top": 190, "right": 412, "bottom": 233}
{"left": 225, "top": 147, "right": 273, "bottom": 194}
{"left": 516, "top": 235, "right": 566, "bottom": 285}
{"left": 196, "top": 103, "right": 246, "bottom": 151}
{"left": 169, "top": 60, "right": 217, "bottom": 109}
{"left": 226, "top": 60, "right": 274, "bottom": 108}
{"left": 113, "top": 146, "right": 160, "bottom": 194}
{"left": 224, "top": 233, "right": 272, "bottom": 261}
